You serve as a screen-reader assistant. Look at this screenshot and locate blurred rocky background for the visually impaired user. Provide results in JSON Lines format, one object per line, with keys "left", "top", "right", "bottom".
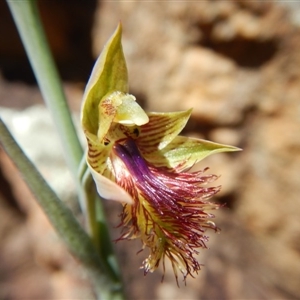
{"left": 0, "top": 0, "right": 300, "bottom": 299}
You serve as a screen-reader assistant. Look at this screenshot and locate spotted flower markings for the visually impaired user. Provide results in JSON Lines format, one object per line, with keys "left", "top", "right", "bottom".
{"left": 81, "top": 23, "right": 240, "bottom": 284}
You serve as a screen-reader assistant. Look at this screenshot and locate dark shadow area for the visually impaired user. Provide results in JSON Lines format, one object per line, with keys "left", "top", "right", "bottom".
{"left": 195, "top": 22, "right": 278, "bottom": 68}
{"left": 0, "top": 0, "right": 97, "bottom": 84}
{"left": 217, "top": 192, "right": 238, "bottom": 210}
{"left": 203, "top": 37, "right": 278, "bottom": 68}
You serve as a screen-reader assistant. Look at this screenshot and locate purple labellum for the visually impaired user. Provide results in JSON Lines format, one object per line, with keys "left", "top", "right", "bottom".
{"left": 113, "top": 138, "right": 221, "bottom": 282}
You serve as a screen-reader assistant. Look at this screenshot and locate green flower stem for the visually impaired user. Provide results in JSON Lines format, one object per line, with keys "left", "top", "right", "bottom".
{"left": 82, "top": 170, "right": 121, "bottom": 282}
{"left": 6, "top": 0, "right": 124, "bottom": 298}
{"left": 0, "top": 118, "right": 124, "bottom": 300}
{"left": 78, "top": 157, "right": 121, "bottom": 282}
{"left": 6, "top": 0, "right": 83, "bottom": 178}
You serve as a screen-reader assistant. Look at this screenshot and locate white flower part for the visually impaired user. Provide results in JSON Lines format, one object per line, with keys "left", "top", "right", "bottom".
{"left": 113, "top": 92, "right": 149, "bottom": 126}
{"left": 88, "top": 163, "right": 133, "bottom": 204}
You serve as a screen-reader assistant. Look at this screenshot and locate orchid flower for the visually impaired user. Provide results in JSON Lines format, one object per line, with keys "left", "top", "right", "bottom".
{"left": 81, "top": 24, "right": 240, "bottom": 283}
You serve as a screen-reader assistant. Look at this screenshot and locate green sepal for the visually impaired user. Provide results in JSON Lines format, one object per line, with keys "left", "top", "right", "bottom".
{"left": 144, "top": 135, "right": 241, "bottom": 170}
{"left": 137, "top": 109, "right": 192, "bottom": 153}
{"left": 81, "top": 23, "right": 128, "bottom": 135}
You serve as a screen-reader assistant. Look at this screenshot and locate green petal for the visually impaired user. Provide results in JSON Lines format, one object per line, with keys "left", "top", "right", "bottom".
{"left": 81, "top": 23, "right": 128, "bottom": 135}
{"left": 137, "top": 109, "right": 192, "bottom": 154}
{"left": 84, "top": 131, "right": 110, "bottom": 175}
{"left": 143, "top": 135, "right": 241, "bottom": 170}
{"left": 97, "top": 91, "right": 122, "bottom": 143}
